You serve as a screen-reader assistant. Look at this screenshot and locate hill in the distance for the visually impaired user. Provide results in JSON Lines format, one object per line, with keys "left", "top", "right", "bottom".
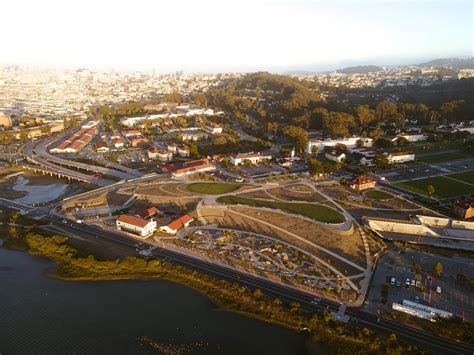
{"left": 417, "top": 58, "right": 474, "bottom": 69}
{"left": 336, "top": 65, "right": 383, "bottom": 74}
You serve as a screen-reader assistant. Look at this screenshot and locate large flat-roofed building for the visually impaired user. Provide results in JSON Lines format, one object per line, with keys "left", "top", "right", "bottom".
{"left": 306, "top": 137, "right": 373, "bottom": 154}
{"left": 392, "top": 299, "right": 452, "bottom": 322}
{"left": 230, "top": 152, "right": 272, "bottom": 166}
{"left": 387, "top": 152, "right": 415, "bottom": 164}
{"left": 116, "top": 214, "right": 156, "bottom": 237}
{"left": 398, "top": 132, "right": 429, "bottom": 142}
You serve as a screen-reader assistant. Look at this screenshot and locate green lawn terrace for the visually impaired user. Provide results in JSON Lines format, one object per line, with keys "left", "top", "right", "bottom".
{"left": 186, "top": 182, "right": 242, "bottom": 195}
{"left": 363, "top": 189, "right": 394, "bottom": 200}
{"left": 217, "top": 195, "right": 345, "bottom": 224}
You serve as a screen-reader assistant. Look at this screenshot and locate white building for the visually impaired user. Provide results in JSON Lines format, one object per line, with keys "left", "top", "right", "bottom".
{"left": 306, "top": 137, "right": 373, "bottom": 154}
{"left": 177, "top": 145, "right": 190, "bottom": 157}
{"left": 204, "top": 121, "right": 223, "bottom": 134}
{"left": 324, "top": 150, "right": 346, "bottom": 163}
{"left": 159, "top": 215, "right": 193, "bottom": 235}
{"left": 230, "top": 152, "right": 272, "bottom": 166}
{"left": 392, "top": 299, "right": 452, "bottom": 322}
{"left": 398, "top": 132, "right": 429, "bottom": 142}
{"left": 116, "top": 214, "right": 156, "bottom": 237}
{"left": 387, "top": 152, "right": 415, "bottom": 164}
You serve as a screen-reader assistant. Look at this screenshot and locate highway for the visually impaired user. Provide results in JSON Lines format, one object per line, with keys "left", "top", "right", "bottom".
{"left": 20, "top": 119, "right": 143, "bottom": 186}
{"left": 0, "top": 195, "right": 472, "bottom": 354}
{"left": 42, "top": 214, "right": 474, "bottom": 354}
{"left": 34, "top": 138, "right": 138, "bottom": 180}
{"left": 23, "top": 142, "right": 113, "bottom": 186}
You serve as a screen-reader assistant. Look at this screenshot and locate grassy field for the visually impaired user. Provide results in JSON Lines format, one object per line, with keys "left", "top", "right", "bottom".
{"left": 364, "top": 190, "right": 393, "bottom": 200}
{"left": 186, "top": 182, "right": 241, "bottom": 195}
{"left": 217, "top": 195, "right": 345, "bottom": 223}
{"left": 417, "top": 152, "right": 468, "bottom": 164}
{"left": 446, "top": 171, "right": 474, "bottom": 185}
{"left": 395, "top": 176, "right": 474, "bottom": 198}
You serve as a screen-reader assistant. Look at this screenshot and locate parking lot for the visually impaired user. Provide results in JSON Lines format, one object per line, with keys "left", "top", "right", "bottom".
{"left": 367, "top": 248, "right": 474, "bottom": 321}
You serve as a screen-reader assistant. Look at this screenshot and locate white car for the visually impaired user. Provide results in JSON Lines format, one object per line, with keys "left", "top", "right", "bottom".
{"left": 390, "top": 277, "right": 396, "bottom": 285}
{"left": 411, "top": 279, "right": 416, "bottom": 286}
{"left": 436, "top": 286, "right": 442, "bottom": 294}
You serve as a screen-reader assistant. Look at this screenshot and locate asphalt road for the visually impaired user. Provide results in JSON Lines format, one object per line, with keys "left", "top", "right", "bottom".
{"left": 1, "top": 197, "right": 472, "bottom": 353}
{"left": 45, "top": 215, "right": 474, "bottom": 354}
{"left": 23, "top": 141, "right": 113, "bottom": 186}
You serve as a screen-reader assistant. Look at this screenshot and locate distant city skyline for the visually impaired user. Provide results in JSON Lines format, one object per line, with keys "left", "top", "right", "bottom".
{"left": 1, "top": 0, "right": 472, "bottom": 72}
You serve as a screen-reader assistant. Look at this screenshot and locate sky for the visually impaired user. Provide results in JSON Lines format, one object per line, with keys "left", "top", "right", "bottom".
{"left": 0, "top": 0, "right": 472, "bottom": 72}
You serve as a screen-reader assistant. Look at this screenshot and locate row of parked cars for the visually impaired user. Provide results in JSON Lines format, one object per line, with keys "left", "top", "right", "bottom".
{"left": 390, "top": 277, "right": 441, "bottom": 293}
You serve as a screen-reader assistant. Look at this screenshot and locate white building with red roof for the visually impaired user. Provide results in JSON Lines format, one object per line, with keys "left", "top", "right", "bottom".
{"left": 159, "top": 215, "right": 194, "bottom": 235}
{"left": 116, "top": 214, "right": 156, "bottom": 237}
{"left": 204, "top": 121, "right": 223, "bottom": 134}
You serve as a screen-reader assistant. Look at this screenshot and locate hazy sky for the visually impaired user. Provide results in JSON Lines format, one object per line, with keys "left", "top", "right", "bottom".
{"left": 1, "top": 0, "right": 472, "bottom": 72}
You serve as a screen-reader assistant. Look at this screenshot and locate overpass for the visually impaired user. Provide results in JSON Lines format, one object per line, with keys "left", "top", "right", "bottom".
{"left": 22, "top": 142, "right": 114, "bottom": 186}
{"left": 34, "top": 138, "right": 139, "bottom": 181}
{"left": 21, "top": 119, "right": 145, "bottom": 186}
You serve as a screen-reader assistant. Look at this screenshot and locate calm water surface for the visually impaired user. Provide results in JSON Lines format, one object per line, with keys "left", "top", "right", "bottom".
{"left": 0, "top": 248, "right": 309, "bottom": 354}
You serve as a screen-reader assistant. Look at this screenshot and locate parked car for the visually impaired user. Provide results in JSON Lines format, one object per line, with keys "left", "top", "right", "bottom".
{"left": 405, "top": 278, "right": 410, "bottom": 287}
{"left": 390, "top": 277, "right": 396, "bottom": 285}
{"left": 411, "top": 279, "right": 416, "bottom": 286}
{"left": 436, "top": 286, "right": 442, "bottom": 294}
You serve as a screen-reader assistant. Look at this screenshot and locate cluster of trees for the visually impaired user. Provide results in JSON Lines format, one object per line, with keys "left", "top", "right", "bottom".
{"left": 24, "top": 233, "right": 420, "bottom": 354}
{"left": 200, "top": 73, "right": 474, "bottom": 146}
{"left": 308, "top": 157, "right": 340, "bottom": 176}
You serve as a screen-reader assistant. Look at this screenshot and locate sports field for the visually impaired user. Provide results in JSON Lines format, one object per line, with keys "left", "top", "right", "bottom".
{"left": 395, "top": 175, "right": 474, "bottom": 198}
{"left": 417, "top": 152, "right": 468, "bottom": 164}
{"left": 445, "top": 170, "right": 474, "bottom": 185}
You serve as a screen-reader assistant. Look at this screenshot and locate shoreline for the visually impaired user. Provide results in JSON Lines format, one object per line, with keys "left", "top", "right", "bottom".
{"left": 0, "top": 233, "right": 427, "bottom": 353}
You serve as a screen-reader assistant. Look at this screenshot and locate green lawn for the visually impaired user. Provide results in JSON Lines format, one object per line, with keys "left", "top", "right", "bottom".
{"left": 417, "top": 152, "right": 467, "bottom": 164}
{"left": 364, "top": 189, "right": 393, "bottom": 200}
{"left": 186, "top": 182, "right": 241, "bottom": 195}
{"left": 445, "top": 171, "right": 474, "bottom": 185}
{"left": 395, "top": 176, "right": 474, "bottom": 199}
{"left": 217, "top": 195, "right": 345, "bottom": 224}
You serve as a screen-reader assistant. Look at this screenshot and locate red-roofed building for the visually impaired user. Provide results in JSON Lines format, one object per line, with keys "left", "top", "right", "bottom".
{"left": 173, "top": 159, "right": 215, "bottom": 177}
{"left": 137, "top": 207, "right": 160, "bottom": 219}
{"left": 349, "top": 175, "right": 377, "bottom": 191}
{"left": 159, "top": 214, "right": 194, "bottom": 235}
{"left": 116, "top": 214, "right": 156, "bottom": 237}
{"left": 204, "top": 121, "right": 223, "bottom": 134}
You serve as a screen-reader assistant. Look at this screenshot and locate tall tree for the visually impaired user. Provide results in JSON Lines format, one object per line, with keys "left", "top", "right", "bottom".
{"left": 282, "top": 125, "right": 308, "bottom": 153}
{"left": 354, "top": 105, "right": 375, "bottom": 130}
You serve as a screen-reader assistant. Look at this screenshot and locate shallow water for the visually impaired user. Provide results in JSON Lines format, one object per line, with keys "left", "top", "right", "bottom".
{"left": 0, "top": 248, "right": 309, "bottom": 354}
{"left": 12, "top": 176, "right": 68, "bottom": 204}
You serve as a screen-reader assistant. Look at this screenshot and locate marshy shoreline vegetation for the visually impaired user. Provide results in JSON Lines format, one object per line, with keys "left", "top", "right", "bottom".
{"left": 0, "top": 224, "right": 420, "bottom": 355}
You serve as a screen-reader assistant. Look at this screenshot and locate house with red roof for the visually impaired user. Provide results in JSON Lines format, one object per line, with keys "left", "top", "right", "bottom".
{"left": 116, "top": 214, "right": 156, "bottom": 237}
{"left": 159, "top": 214, "right": 194, "bottom": 235}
